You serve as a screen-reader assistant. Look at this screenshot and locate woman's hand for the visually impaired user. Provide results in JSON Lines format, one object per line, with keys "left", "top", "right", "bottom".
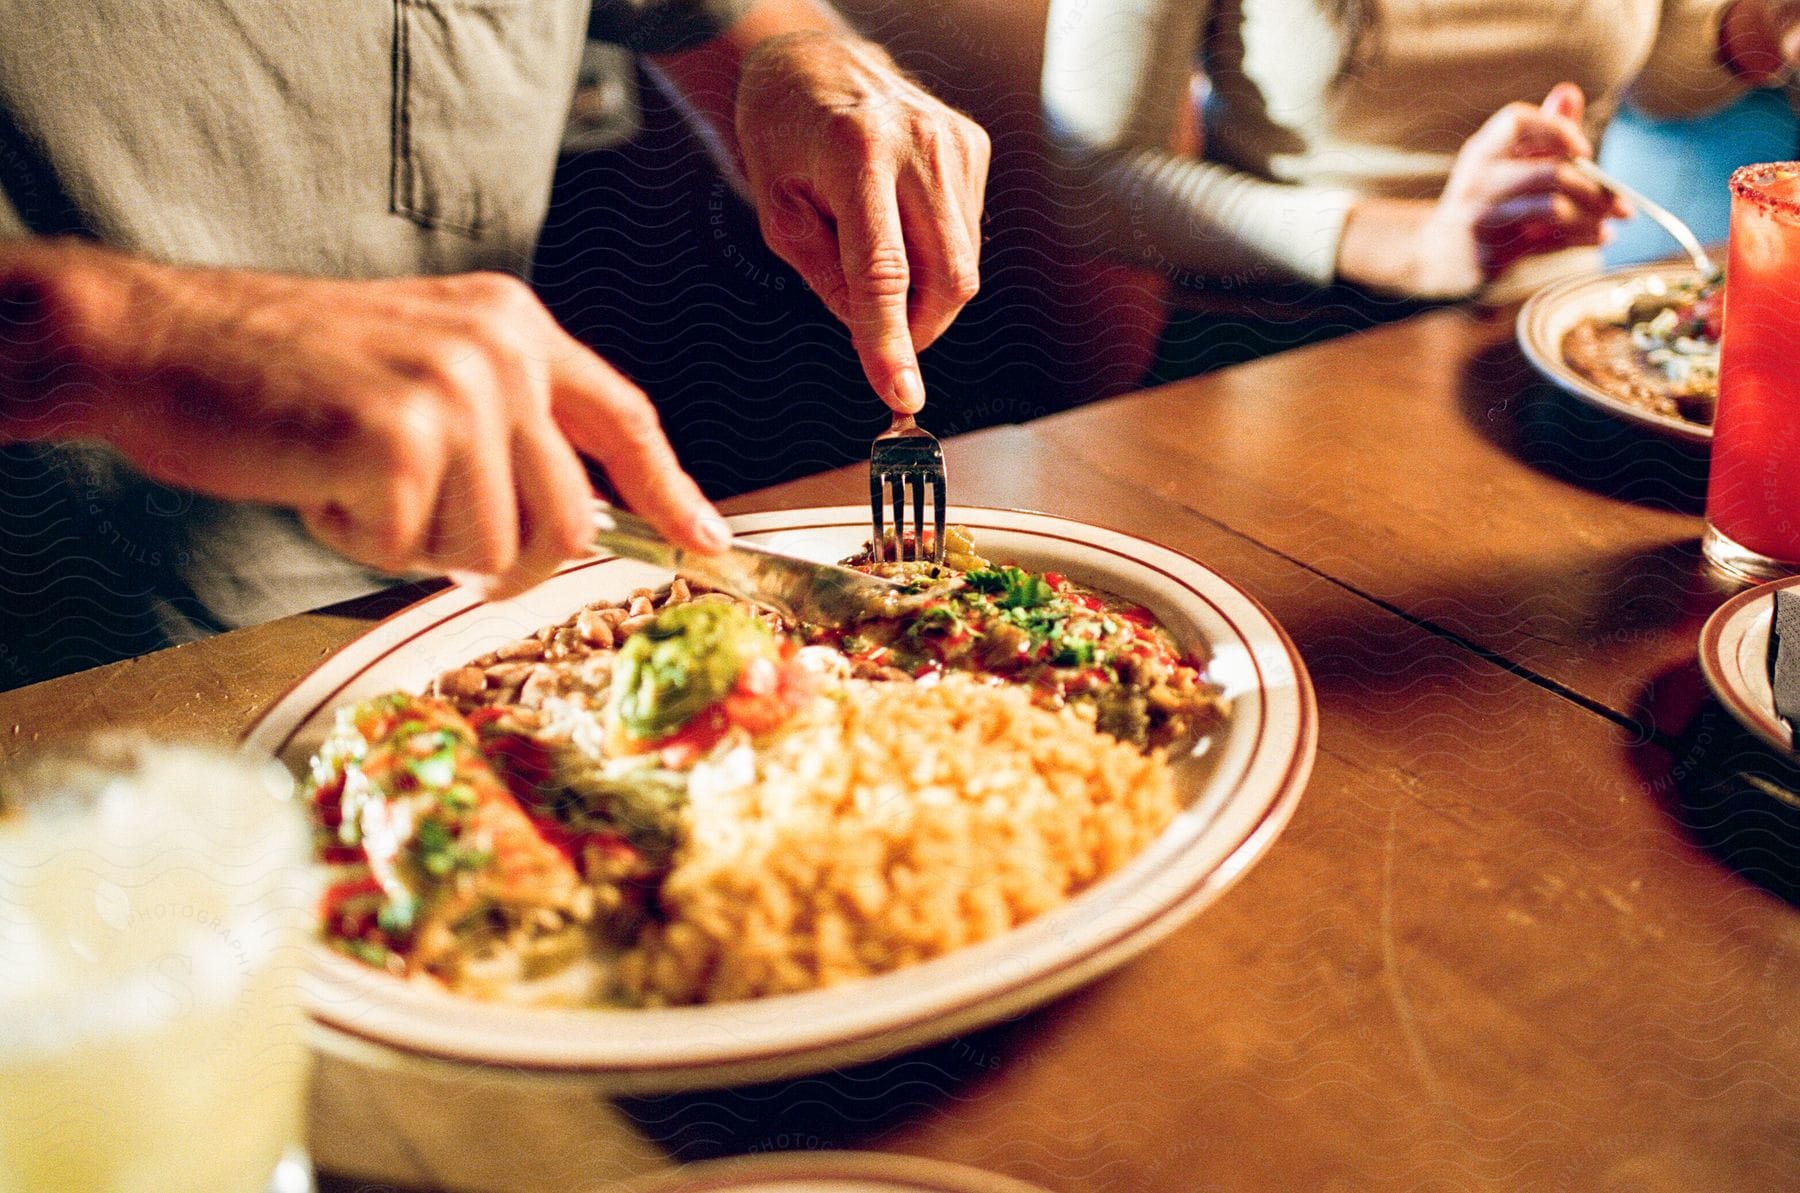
{"left": 733, "top": 31, "right": 990, "bottom": 414}
{"left": 1337, "top": 84, "right": 1628, "bottom": 299}
{"left": 1721, "top": 0, "right": 1800, "bottom": 83}
{"left": 0, "top": 241, "right": 729, "bottom": 599}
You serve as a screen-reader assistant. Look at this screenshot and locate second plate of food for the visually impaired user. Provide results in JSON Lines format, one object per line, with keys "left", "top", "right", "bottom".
{"left": 245, "top": 506, "right": 1316, "bottom": 1090}
{"left": 1516, "top": 262, "right": 1719, "bottom": 444}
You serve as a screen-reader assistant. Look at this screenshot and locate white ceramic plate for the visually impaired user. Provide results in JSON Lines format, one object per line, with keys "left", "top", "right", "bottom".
{"left": 245, "top": 506, "right": 1316, "bottom": 1091}
{"left": 1698, "top": 577, "right": 1798, "bottom": 754}
{"left": 1515, "top": 262, "right": 1713, "bottom": 445}
{"left": 623, "top": 1151, "right": 1053, "bottom": 1193}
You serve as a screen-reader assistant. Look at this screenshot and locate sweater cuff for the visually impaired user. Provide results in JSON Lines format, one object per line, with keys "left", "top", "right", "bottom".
{"left": 1104, "top": 145, "right": 1359, "bottom": 286}
{"left": 1236, "top": 184, "right": 1359, "bottom": 287}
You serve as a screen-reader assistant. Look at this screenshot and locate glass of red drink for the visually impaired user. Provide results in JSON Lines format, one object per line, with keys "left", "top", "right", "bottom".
{"left": 1704, "top": 163, "right": 1800, "bottom": 583}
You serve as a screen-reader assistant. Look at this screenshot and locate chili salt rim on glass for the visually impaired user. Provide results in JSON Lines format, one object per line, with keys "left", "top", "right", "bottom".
{"left": 1729, "top": 163, "right": 1800, "bottom": 222}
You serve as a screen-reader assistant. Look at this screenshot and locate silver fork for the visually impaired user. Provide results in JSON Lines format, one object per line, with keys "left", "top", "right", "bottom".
{"left": 1568, "top": 156, "right": 1717, "bottom": 278}
{"left": 868, "top": 413, "right": 948, "bottom": 564}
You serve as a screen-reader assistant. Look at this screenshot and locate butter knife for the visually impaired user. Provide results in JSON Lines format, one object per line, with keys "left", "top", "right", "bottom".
{"left": 591, "top": 503, "right": 924, "bottom": 627}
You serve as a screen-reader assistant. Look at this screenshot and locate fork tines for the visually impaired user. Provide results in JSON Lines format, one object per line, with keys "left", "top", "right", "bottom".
{"left": 869, "top": 418, "right": 948, "bottom": 565}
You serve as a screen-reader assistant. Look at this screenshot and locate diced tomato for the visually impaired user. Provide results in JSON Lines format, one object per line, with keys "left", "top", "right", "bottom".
{"left": 1117, "top": 604, "right": 1156, "bottom": 627}
{"left": 1696, "top": 291, "right": 1723, "bottom": 341}
{"left": 722, "top": 688, "right": 785, "bottom": 734}
{"left": 310, "top": 772, "right": 345, "bottom": 807}
{"left": 529, "top": 818, "right": 641, "bottom": 874}
{"left": 589, "top": 833, "right": 640, "bottom": 862}
{"left": 1043, "top": 571, "right": 1067, "bottom": 589}
{"left": 652, "top": 705, "right": 731, "bottom": 768}
{"left": 323, "top": 872, "right": 381, "bottom": 903}
{"left": 319, "top": 842, "right": 362, "bottom": 864}
{"left": 477, "top": 729, "right": 554, "bottom": 800}
{"left": 466, "top": 707, "right": 509, "bottom": 731}
{"left": 722, "top": 656, "right": 815, "bottom": 735}
{"left": 319, "top": 873, "right": 383, "bottom": 930}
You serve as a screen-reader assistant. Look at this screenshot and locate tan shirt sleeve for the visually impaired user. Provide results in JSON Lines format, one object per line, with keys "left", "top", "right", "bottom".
{"left": 1041, "top": 0, "right": 1357, "bottom": 286}
{"left": 1626, "top": 0, "right": 1747, "bottom": 119}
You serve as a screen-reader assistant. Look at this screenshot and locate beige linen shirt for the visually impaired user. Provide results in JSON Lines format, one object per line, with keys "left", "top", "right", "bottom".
{"left": 0, "top": 0, "right": 749, "bottom": 644}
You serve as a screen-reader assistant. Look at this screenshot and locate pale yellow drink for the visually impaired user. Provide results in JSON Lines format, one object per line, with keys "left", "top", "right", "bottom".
{"left": 0, "top": 743, "right": 314, "bottom": 1193}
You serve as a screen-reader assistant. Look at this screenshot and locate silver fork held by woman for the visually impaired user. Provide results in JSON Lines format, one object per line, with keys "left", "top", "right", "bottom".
{"left": 868, "top": 413, "right": 949, "bottom": 564}
{"left": 1568, "top": 155, "right": 1717, "bottom": 278}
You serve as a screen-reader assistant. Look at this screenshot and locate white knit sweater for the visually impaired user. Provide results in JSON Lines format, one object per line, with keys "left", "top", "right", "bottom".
{"left": 1043, "top": 0, "right": 1746, "bottom": 286}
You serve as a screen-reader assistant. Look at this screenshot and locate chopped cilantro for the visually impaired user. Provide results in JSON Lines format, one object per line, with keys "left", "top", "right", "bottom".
{"left": 415, "top": 818, "right": 456, "bottom": 877}
{"left": 965, "top": 566, "right": 1054, "bottom": 609}
{"left": 439, "top": 783, "right": 477, "bottom": 812}
{"left": 908, "top": 604, "right": 966, "bottom": 641}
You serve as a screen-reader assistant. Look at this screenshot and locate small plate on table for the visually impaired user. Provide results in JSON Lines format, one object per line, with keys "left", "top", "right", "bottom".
{"left": 1516, "top": 263, "right": 1714, "bottom": 445}
{"left": 245, "top": 506, "right": 1317, "bottom": 1091}
{"left": 1698, "top": 577, "right": 1799, "bottom": 755}
{"left": 624, "top": 1151, "right": 1054, "bottom": 1193}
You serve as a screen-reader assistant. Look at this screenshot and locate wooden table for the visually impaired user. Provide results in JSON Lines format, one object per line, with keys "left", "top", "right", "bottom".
{"left": 5, "top": 304, "right": 1797, "bottom": 1192}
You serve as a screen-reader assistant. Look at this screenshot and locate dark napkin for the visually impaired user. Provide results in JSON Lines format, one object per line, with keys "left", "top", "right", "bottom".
{"left": 1769, "top": 588, "right": 1800, "bottom": 731}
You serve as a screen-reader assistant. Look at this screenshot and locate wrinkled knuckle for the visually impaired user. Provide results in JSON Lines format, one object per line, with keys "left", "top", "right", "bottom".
{"left": 446, "top": 519, "right": 515, "bottom": 576}
{"left": 459, "top": 273, "right": 542, "bottom": 336}
{"left": 945, "top": 259, "right": 980, "bottom": 304}
{"left": 607, "top": 393, "right": 666, "bottom": 448}
{"left": 360, "top": 515, "right": 417, "bottom": 574}
{"left": 854, "top": 247, "right": 911, "bottom": 300}
{"left": 426, "top": 342, "right": 504, "bottom": 414}
{"left": 959, "top": 132, "right": 992, "bottom": 175}
{"left": 477, "top": 539, "right": 517, "bottom": 577}
{"left": 465, "top": 270, "right": 534, "bottom": 311}
{"left": 757, "top": 196, "right": 807, "bottom": 250}
{"left": 813, "top": 269, "right": 852, "bottom": 315}
{"left": 823, "top": 110, "right": 880, "bottom": 158}
{"left": 961, "top": 115, "right": 991, "bottom": 156}
{"left": 368, "top": 393, "right": 443, "bottom": 485}
{"left": 549, "top": 510, "right": 591, "bottom": 559}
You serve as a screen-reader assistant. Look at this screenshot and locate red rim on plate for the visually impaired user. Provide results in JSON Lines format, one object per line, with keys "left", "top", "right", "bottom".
{"left": 1698, "top": 576, "right": 1800, "bottom": 754}
{"left": 245, "top": 507, "right": 1316, "bottom": 1087}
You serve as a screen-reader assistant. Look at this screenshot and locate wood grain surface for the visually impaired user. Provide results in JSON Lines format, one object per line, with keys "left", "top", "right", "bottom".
{"left": 5, "top": 321, "right": 1798, "bottom": 1193}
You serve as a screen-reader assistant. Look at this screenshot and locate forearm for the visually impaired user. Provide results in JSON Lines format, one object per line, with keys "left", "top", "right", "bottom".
{"left": 1056, "top": 140, "right": 1355, "bottom": 288}
{"left": 644, "top": 0, "right": 847, "bottom": 176}
{"left": 1335, "top": 197, "right": 1444, "bottom": 297}
{"left": 0, "top": 237, "right": 139, "bottom": 444}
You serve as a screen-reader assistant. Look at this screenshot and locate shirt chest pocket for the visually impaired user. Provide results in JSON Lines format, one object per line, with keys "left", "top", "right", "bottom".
{"left": 391, "top": 0, "right": 585, "bottom": 239}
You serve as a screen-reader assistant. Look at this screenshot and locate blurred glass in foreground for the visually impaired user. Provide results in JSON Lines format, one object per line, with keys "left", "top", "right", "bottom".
{"left": 0, "top": 741, "right": 314, "bottom": 1193}
{"left": 1705, "top": 163, "right": 1800, "bottom": 583}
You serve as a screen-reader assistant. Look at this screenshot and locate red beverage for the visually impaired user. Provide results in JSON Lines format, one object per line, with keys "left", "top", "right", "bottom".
{"left": 1704, "top": 164, "right": 1800, "bottom": 582}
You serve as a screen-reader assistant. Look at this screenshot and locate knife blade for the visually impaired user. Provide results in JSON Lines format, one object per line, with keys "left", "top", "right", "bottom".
{"left": 591, "top": 503, "right": 926, "bottom": 627}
